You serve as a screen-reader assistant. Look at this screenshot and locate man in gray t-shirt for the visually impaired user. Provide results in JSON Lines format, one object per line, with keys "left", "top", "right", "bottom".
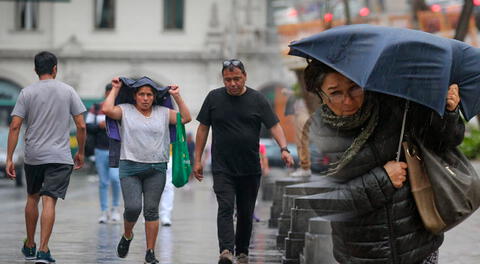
{"left": 6, "top": 51, "right": 86, "bottom": 263}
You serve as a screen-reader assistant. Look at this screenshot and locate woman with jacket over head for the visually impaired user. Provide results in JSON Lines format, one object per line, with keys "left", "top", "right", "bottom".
{"left": 102, "top": 77, "right": 191, "bottom": 264}
{"left": 303, "top": 59, "right": 464, "bottom": 264}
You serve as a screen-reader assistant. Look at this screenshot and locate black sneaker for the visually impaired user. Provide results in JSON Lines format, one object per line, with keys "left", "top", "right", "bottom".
{"left": 144, "top": 249, "right": 159, "bottom": 264}
{"left": 35, "top": 250, "right": 56, "bottom": 263}
{"left": 116, "top": 233, "right": 133, "bottom": 258}
{"left": 21, "top": 238, "right": 36, "bottom": 260}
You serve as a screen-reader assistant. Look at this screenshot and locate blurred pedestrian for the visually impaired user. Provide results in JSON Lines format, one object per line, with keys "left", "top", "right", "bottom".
{"left": 86, "top": 84, "right": 121, "bottom": 224}
{"left": 6, "top": 51, "right": 86, "bottom": 263}
{"left": 259, "top": 143, "right": 269, "bottom": 176}
{"left": 103, "top": 77, "right": 191, "bottom": 264}
{"left": 284, "top": 86, "right": 312, "bottom": 177}
{"left": 186, "top": 132, "right": 195, "bottom": 166}
{"left": 159, "top": 152, "right": 174, "bottom": 227}
{"left": 193, "top": 59, "right": 294, "bottom": 264}
{"left": 252, "top": 143, "right": 270, "bottom": 223}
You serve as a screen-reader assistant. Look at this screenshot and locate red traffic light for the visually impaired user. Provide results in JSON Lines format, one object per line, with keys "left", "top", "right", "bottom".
{"left": 324, "top": 13, "right": 333, "bottom": 23}
{"left": 359, "top": 7, "right": 370, "bottom": 17}
{"left": 431, "top": 4, "right": 442, "bottom": 12}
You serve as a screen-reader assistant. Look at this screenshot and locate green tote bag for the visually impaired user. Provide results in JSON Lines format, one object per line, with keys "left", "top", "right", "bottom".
{"left": 172, "top": 112, "right": 191, "bottom": 188}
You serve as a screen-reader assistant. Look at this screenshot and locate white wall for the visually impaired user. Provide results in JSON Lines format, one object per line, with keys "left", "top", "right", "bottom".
{"left": 0, "top": 0, "right": 297, "bottom": 136}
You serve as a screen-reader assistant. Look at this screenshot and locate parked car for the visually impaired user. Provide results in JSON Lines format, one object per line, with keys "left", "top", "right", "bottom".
{"left": 260, "top": 137, "right": 334, "bottom": 174}
{"left": 0, "top": 126, "right": 24, "bottom": 186}
{"left": 260, "top": 138, "right": 299, "bottom": 168}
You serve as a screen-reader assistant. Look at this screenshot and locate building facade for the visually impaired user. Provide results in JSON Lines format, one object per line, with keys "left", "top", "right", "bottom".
{"left": 0, "top": 0, "right": 296, "bottom": 131}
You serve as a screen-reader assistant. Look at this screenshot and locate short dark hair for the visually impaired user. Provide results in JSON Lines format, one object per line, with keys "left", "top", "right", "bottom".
{"left": 221, "top": 59, "right": 246, "bottom": 75}
{"left": 34, "top": 51, "right": 58, "bottom": 76}
{"left": 304, "top": 59, "right": 336, "bottom": 101}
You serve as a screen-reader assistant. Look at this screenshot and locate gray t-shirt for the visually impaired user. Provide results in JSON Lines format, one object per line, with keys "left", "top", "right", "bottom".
{"left": 119, "top": 104, "right": 170, "bottom": 163}
{"left": 11, "top": 79, "right": 86, "bottom": 165}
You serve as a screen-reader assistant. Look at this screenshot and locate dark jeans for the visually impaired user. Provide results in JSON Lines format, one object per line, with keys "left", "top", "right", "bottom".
{"left": 212, "top": 173, "right": 261, "bottom": 256}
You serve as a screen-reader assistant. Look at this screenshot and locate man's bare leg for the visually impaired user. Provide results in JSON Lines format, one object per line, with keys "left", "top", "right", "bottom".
{"left": 38, "top": 195, "right": 57, "bottom": 252}
{"left": 25, "top": 193, "right": 40, "bottom": 247}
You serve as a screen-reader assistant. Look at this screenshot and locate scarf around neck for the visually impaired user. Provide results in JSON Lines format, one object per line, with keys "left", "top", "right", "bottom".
{"left": 320, "top": 94, "right": 380, "bottom": 177}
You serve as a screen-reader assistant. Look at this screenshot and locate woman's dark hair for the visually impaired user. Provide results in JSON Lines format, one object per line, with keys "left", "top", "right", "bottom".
{"left": 34, "top": 51, "right": 57, "bottom": 76}
{"left": 303, "top": 59, "right": 336, "bottom": 101}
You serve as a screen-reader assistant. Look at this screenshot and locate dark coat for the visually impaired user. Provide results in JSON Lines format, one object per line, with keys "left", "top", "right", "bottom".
{"left": 309, "top": 94, "right": 465, "bottom": 264}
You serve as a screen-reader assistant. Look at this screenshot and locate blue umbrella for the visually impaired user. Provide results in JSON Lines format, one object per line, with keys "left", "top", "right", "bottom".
{"left": 288, "top": 24, "right": 480, "bottom": 120}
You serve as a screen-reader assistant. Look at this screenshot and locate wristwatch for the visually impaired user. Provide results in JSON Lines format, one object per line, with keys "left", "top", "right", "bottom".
{"left": 280, "top": 147, "right": 290, "bottom": 154}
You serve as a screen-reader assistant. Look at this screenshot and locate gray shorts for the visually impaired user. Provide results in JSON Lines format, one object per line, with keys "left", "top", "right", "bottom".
{"left": 24, "top": 163, "right": 73, "bottom": 199}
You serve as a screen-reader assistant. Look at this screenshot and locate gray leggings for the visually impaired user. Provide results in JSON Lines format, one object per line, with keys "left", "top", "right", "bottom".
{"left": 120, "top": 168, "right": 166, "bottom": 222}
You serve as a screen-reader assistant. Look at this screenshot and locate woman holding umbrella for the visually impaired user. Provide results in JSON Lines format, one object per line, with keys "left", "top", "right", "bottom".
{"left": 303, "top": 59, "right": 464, "bottom": 264}
{"left": 103, "top": 77, "right": 191, "bottom": 264}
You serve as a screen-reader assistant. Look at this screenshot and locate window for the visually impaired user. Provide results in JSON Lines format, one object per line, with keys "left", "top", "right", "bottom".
{"left": 164, "top": 0, "right": 184, "bottom": 30}
{"left": 95, "top": 0, "right": 115, "bottom": 29}
{"left": 15, "top": 0, "right": 39, "bottom": 30}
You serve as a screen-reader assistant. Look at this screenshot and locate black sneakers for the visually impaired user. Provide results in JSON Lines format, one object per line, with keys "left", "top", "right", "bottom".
{"left": 116, "top": 233, "right": 133, "bottom": 258}
{"left": 145, "top": 249, "right": 159, "bottom": 264}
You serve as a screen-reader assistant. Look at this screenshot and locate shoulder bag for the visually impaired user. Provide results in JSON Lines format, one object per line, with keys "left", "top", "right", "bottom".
{"left": 403, "top": 139, "right": 480, "bottom": 234}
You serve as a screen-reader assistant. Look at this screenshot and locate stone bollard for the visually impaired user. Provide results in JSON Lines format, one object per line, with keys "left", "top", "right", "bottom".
{"left": 283, "top": 191, "right": 350, "bottom": 264}
{"left": 302, "top": 215, "right": 342, "bottom": 264}
{"left": 276, "top": 178, "right": 335, "bottom": 250}
{"left": 261, "top": 172, "right": 285, "bottom": 201}
{"left": 269, "top": 176, "right": 310, "bottom": 228}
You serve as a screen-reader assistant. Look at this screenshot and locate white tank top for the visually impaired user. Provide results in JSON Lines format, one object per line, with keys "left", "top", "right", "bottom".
{"left": 119, "top": 104, "right": 170, "bottom": 163}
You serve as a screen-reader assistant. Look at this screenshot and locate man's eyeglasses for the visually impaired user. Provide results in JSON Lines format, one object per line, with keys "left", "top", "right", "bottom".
{"left": 315, "top": 85, "right": 364, "bottom": 104}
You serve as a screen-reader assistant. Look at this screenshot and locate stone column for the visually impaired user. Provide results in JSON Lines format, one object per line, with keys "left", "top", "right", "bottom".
{"left": 283, "top": 191, "right": 351, "bottom": 264}
{"left": 276, "top": 178, "right": 337, "bottom": 250}
{"left": 269, "top": 176, "right": 310, "bottom": 228}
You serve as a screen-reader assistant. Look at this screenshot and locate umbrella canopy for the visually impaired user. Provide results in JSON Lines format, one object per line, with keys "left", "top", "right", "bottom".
{"left": 288, "top": 24, "right": 480, "bottom": 120}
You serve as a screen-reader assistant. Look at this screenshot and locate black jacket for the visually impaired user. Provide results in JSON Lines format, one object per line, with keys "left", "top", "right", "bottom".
{"left": 309, "top": 95, "right": 465, "bottom": 264}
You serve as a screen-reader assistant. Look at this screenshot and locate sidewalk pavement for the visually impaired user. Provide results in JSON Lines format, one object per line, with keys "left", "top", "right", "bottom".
{"left": 0, "top": 164, "right": 479, "bottom": 263}
{"left": 0, "top": 171, "right": 281, "bottom": 264}
{"left": 438, "top": 161, "right": 480, "bottom": 264}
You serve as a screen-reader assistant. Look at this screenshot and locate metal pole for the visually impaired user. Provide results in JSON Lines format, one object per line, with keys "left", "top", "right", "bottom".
{"left": 396, "top": 100, "right": 410, "bottom": 162}
{"left": 343, "top": 0, "right": 352, "bottom": 25}
{"left": 454, "top": 0, "right": 474, "bottom": 41}
{"left": 230, "top": 0, "right": 238, "bottom": 58}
